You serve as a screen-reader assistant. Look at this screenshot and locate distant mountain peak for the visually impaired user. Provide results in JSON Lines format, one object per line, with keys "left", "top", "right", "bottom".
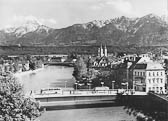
{"left": 3, "top": 19, "right": 51, "bottom": 37}
{"left": 1, "top": 13, "right": 168, "bottom": 46}
{"left": 141, "top": 13, "right": 162, "bottom": 21}
{"left": 145, "top": 13, "right": 159, "bottom": 18}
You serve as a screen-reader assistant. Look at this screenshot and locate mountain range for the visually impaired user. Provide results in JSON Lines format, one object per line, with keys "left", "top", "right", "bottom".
{"left": 0, "top": 14, "right": 168, "bottom": 46}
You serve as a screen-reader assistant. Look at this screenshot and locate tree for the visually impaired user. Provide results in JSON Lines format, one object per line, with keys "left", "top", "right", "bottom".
{"left": 72, "top": 57, "right": 87, "bottom": 81}
{"left": 0, "top": 76, "right": 41, "bottom": 121}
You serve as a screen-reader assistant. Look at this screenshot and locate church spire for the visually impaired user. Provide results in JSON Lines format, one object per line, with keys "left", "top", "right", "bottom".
{"left": 104, "top": 44, "right": 107, "bottom": 57}
{"left": 100, "top": 44, "right": 104, "bottom": 57}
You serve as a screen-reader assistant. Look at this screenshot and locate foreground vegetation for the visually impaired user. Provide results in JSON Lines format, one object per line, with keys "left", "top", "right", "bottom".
{"left": 0, "top": 75, "right": 42, "bottom": 121}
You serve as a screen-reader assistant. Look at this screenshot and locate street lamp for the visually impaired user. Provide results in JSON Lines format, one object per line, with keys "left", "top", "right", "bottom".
{"left": 101, "top": 82, "right": 104, "bottom": 87}
{"left": 133, "top": 80, "right": 134, "bottom": 91}
{"left": 65, "top": 81, "right": 67, "bottom": 89}
{"left": 75, "top": 81, "right": 79, "bottom": 90}
{"left": 87, "top": 83, "right": 92, "bottom": 90}
{"left": 112, "top": 81, "right": 115, "bottom": 89}
{"left": 126, "top": 82, "right": 128, "bottom": 91}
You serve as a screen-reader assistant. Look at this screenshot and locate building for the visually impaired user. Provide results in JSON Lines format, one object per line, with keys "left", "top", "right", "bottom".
{"left": 145, "top": 62, "right": 166, "bottom": 93}
{"left": 98, "top": 45, "right": 107, "bottom": 57}
{"left": 139, "top": 52, "right": 153, "bottom": 58}
{"left": 133, "top": 62, "right": 166, "bottom": 93}
{"left": 133, "top": 63, "right": 147, "bottom": 92}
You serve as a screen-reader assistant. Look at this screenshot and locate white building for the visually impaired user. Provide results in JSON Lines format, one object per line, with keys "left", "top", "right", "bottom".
{"left": 145, "top": 62, "right": 166, "bottom": 94}
{"left": 133, "top": 62, "right": 166, "bottom": 94}
{"left": 139, "top": 52, "right": 153, "bottom": 58}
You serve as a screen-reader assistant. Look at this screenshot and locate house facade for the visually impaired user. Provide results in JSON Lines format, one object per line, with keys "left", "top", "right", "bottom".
{"left": 133, "top": 62, "right": 166, "bottom": 93}
{"left": 145, "top": 63, "right": 166, "bottom": 93}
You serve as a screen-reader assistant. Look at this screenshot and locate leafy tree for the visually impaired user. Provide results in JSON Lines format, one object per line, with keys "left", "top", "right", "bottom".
{"left": 0, "top": 76, "right": 41, "bottom": 121}
{"left": 92, "top": 70, "right": 116, "bottom": 89}
{"left": 72, "top": 57, "right": 87, "bottom": 81}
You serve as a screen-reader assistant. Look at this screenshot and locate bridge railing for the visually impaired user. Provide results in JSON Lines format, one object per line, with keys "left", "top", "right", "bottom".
{"left": 30, "top": 88, "right": 149, "bottom": 97}
{"left": 43, "top": 89, "right": 136, "bottom": 95}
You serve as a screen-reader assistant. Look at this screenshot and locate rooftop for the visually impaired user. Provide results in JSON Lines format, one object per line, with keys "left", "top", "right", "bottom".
{"left": 146, "top": 62, "right": 164, "bottom": 70}
{"left": 137, "top": 57, "right": 152, "bottom": 64}
{"left": 134, "top": 64, "right": 147, "bottom": 69}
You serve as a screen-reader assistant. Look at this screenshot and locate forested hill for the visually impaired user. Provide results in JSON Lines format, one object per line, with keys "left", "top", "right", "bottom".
{"left": 0, "top": 14, "right": 168, "bottom": 46}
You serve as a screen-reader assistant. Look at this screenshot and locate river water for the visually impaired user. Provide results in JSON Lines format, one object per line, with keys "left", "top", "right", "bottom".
{"left": 17, "top": 66, "right": 75, "bottom": 93}
{"left": 17, "top": 66, "right": 137, "bottom": 121}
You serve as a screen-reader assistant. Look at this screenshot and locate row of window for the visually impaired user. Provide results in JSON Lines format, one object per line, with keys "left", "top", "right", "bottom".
{"left": 148, "top": 72, "right": 163, "bottom": 77}
{"left": 148, "top": 78, "right": 163, "bottom": 84}
{"left": 134, "top": 71, "right": 163, "bottom": 77}
{"left": 148, "top": 87, "right": 163, "bottom": 91}
{"left": 134, "top": 71, "right": 145, "bottom": 76}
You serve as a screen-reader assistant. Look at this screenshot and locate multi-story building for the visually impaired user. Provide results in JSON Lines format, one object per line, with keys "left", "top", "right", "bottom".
{"left": 133, "top": 63, "right": 147, "bottom": 92}
{"left": 133, "top": 62, "right": 166, "bottom": 93}
{"left": 145, "top": 62, "right": 166, "bottom": 93}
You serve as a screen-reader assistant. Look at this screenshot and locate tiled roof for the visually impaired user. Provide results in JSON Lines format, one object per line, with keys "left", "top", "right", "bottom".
{"left": 134, "top": 64, "right": 147, "bottom": 69}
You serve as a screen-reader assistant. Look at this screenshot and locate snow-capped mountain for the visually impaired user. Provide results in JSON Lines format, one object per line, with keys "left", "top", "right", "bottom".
{"left": 0, "top": 13, "right": 168, "bottom": 46}
{"left": 4, "top": 19, "right": 52, "bottom": 37}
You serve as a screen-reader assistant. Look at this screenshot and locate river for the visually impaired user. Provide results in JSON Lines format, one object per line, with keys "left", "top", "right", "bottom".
{"left": 17, "top": 66, "right": 75, "bottom": 93}
{"left": 17, "top": 66, "right": 137, "bottom": 121}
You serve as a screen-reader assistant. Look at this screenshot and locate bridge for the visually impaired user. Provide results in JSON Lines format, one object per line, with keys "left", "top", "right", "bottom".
{"left": 32, "top": 90, "right": 168, "bottom": 119}
{"left": 32, "top": 89, "right": 147, "bottom": 109}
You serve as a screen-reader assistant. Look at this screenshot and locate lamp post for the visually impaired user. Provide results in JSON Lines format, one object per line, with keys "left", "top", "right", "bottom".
{"left": 87, "top": 80, "right": 92, "bottom": 90}
{"left": 65, "top": 81, "right": 67, "bottom": 89}
{"left": 75, "top": 81, "right": 79, "bottom": 90}
{"left": 101, "top": 82, "right": 104, "bottom": 87}
{"left": 126, "top": 82, "right": 128, "bottom": 91}
{"left": 112, "top": 81, "right": 115, "bottom": 89}
{"left": 133, "top": 80, "right": 134, "bottom": 91}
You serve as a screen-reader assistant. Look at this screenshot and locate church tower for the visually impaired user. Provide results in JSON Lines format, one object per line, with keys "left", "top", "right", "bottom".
{"left": 98, "top": 48, "right": 100, "bottom": 57}
{"left": 100, "top": 44, "right": 104, "bottom": 57}
{"left": 104, "top": 44, "right": 107, "bottom": 57}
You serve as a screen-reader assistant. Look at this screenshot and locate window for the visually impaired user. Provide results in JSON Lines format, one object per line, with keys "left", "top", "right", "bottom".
{"left": 153, "top": 78, "right": 155, "bottom": 83}
{"left": 153, "top": 72, "right": 155, "bottom": 76}
{"left": 157, "top": 72, "right": 159, "bottom": 76}
{"left": 153, "top": 87, "right": 155, "bottom": 91}
{"left": 143, "top": 72, "right": 145, "bottom": 76}
{"left": 135, "top": 71, "right": 136, "bottom": 76}
{"left": 156, "top": 87, "right": 159, "bottom": 93}
{"left": 140, "top": 72, "right": 142, "bottom": 76}
{"left": 160, "top": 79, "right": 163, "bottom": 83}
{"left": 161, "top": 72, "right": 162, "bottom": 76}
{"left": 138, "top": 72, "right": 139, "bottom": 76}
{"left": 149, "top": 72, "right": 151, "bottom": 76}
{"left": 157, "top": 78, "right": 159, "bottom": 83}
{"left": 149, "top": 79, "right": 151, "bottom": 83}
{"left": 149, "top": 87, "right": 151, "bottom": 91}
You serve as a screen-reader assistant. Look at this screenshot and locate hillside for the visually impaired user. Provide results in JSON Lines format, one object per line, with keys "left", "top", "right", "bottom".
{"left": 0, "top": 14, "right": 168, "bottom": 46}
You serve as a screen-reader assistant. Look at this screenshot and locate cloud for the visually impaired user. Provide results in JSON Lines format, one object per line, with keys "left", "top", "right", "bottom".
{"left": 90, "top": 0, "right": 133, "bottom": 15}
{"left": 8, "top": 15, "right": 57, "bottom": 27}
{"left": 105, "top": 0, "right": 133, "bottom": 14}
{"left": 90, "top": 2, "right": 104, "bottom": 10}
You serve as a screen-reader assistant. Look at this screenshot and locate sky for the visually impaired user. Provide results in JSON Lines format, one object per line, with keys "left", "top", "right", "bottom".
{"left": 0, "top": 0, "right": 167, "bottom": 29}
